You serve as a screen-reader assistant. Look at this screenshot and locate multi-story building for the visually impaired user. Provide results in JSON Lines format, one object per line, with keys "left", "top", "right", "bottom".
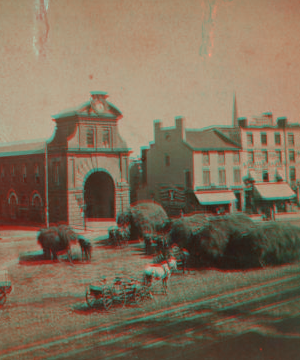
{"left": 136, "top": 117, "right": 242, "bottom": 215}
{"left": 0, "top": 92, "right": 131, "bottom": 227}
{"left": 135, "top": 105, "right": 299, "bottom": 217}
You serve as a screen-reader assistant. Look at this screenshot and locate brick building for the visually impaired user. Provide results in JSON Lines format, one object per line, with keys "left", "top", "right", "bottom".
{"left": 0, "top": 92, "right": 131, "bottom": 228}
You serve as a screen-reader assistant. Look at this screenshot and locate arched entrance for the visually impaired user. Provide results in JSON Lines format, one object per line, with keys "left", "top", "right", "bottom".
{"left": 84, "top": 171, "right": 115, "bottom": 219}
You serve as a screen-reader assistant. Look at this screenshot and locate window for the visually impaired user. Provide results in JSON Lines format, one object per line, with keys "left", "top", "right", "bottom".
{"left": 261, "top": 132, "right": 267, "bottom": 145}
{"left": 275, "top": 132, "right": 281, "bottom": 145}
{"left": 203, "top": 170, "right": 210, "bottom": 186}
{"left": 218, "top": 169, "right": 226, "bottom": 185}
{"left": 290, "top": 167, "right": 296, "bottom": 181}
{"left": 203, "top": 152, "right": 209, "bottom": 165}
{"left": 263, "top": 170, "right": 269, "bottom": 182}
{"left": 218, "top": 151, "right": 225, "bottom": 165}
{"left": 11, "top": 164, "right": 15, "bottom": 181}
{"left": 165, "top": 155, "right": 170, "bottom": 167}
{"left": 248, "top": 151, "right": 254, "bottom": 164}
{"left": 247, "top": 133, "right": 253, "bottom": 146}
{"left": 289, "top": 150, "right": 295, "bottom": 163}
{"left": 53, "top": 162, "right": 60, "bottom": 185}
{"left": 35, "top": 164, "right": 40, "bottom": 184}
{"left": 102, "top": 128, "right": 111, "bottom": 148}
{"left": 22, "top": 164, "right": 27, "bottom": 183}
{"left": 262, "top": 150, "right": 268, "bottom": 163}
{"left": 1, "top": 165, "right": 4, "bottom": 180}
{"left": 233, "top": 152, "right": 240, "bottom": 164}
{"left": 288, "top": 133, "right": 294, "bottom": 146}
{"left": 276, "top": 150, "right": 282, "bottom": 164}
{"left": 86, "top": 127, "right": 94, "bottom": 147}
{"left": 234, "top": 168, "right": 241, "bottom": 184}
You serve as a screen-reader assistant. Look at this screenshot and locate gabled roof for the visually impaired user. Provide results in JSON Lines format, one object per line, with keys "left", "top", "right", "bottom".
{"left": 185, "top": 128, "right": 241, "bottom": 150}
{"left": 53, "top": 92, "right": 122, "bottom": 120}
{"left": 0, "top": 139, "right": 47, "bottom": 157}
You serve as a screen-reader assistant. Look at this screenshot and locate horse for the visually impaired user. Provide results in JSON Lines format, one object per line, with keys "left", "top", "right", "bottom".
{"left": 153, "top": 252, "right": 177, "bottom": 272}
{"left": 143, "top": 261, "right": 171, "bottom": 294}
{"left": 77, "top": 236, "right": 92, "bottom": 261}
{"left": 170, "top": 245, "right": 190, "bottom": 274}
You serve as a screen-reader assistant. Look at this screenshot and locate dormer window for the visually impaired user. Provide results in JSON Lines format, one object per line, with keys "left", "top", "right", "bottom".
{"left": 86, "top": 127, "right": 94, "bottom": 147}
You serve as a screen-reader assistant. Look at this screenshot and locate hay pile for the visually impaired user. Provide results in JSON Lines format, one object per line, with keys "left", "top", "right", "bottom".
{"left": 242, "top": 221, "right": 300, "bottom": 267}
{"left": 180, "top": 213, "right": 255, "bottom": 267}
{"left": 169, "top": 214, "right": 208, "bottom": 249}
{"left": 117, "top": 202, "right": 169, "bottom": 240}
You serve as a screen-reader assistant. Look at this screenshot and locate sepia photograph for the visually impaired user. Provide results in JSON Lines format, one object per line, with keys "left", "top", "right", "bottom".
{"left": 0, "top": 0, "right": 300, "bottom": 359}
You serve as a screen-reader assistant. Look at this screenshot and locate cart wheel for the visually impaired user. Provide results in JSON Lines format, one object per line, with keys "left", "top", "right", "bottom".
{"left": 113, "top": 282, "right": 126, "bottom": 308}
{"left": 134, "top": 287, "right": 145, "bottom": 305}
{"left": 0, "top": 289, "right": 7, "bottom": 306}
{"left": 103, "top": 287, "right": 113, "bottom": 311}
{"left": 86, "top": 287, "right": 99, "bottom": 308}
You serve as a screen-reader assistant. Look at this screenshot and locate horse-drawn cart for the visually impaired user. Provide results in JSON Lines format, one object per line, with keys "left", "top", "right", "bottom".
{"left": 0, "top": 269, "right": 12, "bottom": 306}
{"left": 86, "top": 276, "right": 150, "bottom": 310}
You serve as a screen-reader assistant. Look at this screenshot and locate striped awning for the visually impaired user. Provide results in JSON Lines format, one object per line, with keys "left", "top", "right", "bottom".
{"left": 254, "top": 183, "right": 296, "bottom": 201}
{"left": 195, "top": 191, "right": 237, "bottom": 205}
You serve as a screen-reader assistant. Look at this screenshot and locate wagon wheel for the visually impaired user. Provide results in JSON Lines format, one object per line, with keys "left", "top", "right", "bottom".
{"left": 112, "top": 281, "right": 126, "bottom": 308}
{"left": 86, "top": 287, "right": 100, "bottom": 308}
{"left": 122, "top": 237, "right": 128, "bottom": 248}
{"left": 134, "top": 286, "right": 147, "bottom": 305}
{"left": 0, "top": 289, "right": 7, "bottom": 306}
{"left": 103, "top": 287, "right": 113, "bottom": 311}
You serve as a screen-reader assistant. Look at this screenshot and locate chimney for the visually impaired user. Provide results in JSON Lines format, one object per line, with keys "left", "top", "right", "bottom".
{"left": 277, "top": 117, "right": 287, "bottom": 128}
{"left": 175, "top": 116, "right": 186, "bottom": 140}
{"left": 238, "top": 117, "right": 248, "bottom": 128}
{"left": 154, "top": 120, "right": 162, "bottom": 143}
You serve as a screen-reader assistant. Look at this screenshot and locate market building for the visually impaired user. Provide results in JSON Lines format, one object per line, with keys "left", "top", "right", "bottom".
{"left": 0, "top": 92, "right": 131, "bottom": 228}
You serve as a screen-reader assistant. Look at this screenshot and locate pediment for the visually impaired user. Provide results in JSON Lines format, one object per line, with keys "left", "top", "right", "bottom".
{"left": 53, "top": 92, "right": 122, "bottom": 121}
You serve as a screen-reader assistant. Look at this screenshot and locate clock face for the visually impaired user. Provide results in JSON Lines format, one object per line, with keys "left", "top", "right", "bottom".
{"left": 91, "top": 99, "right": 105, "bottom": 114}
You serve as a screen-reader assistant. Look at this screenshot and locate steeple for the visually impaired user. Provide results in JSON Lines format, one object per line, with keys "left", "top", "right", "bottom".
{"left": 232, "top": 92, "right": 238, "bottom": 127}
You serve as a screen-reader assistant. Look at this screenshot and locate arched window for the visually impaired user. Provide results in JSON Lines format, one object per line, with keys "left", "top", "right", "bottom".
{"left": 8, "top": 191, "right": 18, "bottom": 220}
{"left": 35, "top": 164, "right": 40, "bottom": 184}
{"left": 22, "top": 164, "right": 27, "bottom": 183}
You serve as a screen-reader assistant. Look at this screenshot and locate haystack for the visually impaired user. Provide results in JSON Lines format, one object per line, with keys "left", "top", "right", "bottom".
{"left": 117, "top": 202, "right": 169, "bottom": 240}
{"left": 242, "top": 221, "right": 300, "bottom": 266}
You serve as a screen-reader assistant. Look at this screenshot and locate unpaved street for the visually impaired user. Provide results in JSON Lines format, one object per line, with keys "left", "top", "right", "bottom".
{"left": 1, "top": 229, "right": 300, "bottom": 359}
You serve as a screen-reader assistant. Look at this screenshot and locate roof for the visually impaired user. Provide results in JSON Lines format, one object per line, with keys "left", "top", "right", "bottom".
{"left": 53, "top": 92, "right": 122, "bottom": 120}
{"left": 185, "top": 128, "right": 241, "bottom": 150}
{"left": 195, "top": 190, "right": 237, "bottom": 205}
{"left": 254, "top": 182, "right": 296, "bottom": 201}
{"left": 0, "top": 139, "right": 47, "bottom": 158}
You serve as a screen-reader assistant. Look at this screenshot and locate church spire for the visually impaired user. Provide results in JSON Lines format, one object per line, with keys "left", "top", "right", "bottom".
{"left": 232, "top": 92, "right": 238, "bottom": 126}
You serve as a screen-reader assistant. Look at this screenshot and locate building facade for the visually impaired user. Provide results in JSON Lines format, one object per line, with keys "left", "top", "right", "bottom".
{"left": 0, "top": 92, "right": 131, "bottom": 228}
{"left": 135, "top": 109, "right": 299, "bottom": 217}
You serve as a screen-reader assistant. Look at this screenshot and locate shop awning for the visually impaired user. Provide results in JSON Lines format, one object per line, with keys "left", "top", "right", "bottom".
{"left": 254, "top": 183, "right": 296, "bottom": 201}
{"left": 195, "top": 191, "right": 237, "bottom": 205}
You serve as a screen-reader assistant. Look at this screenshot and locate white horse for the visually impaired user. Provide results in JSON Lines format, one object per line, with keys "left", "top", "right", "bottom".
{"left": 143, "top": 262, "right": 171, "bottom": 294}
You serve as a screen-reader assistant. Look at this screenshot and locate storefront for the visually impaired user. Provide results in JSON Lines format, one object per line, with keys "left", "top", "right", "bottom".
{"left": 195, "top": 190, "right": 237, "bottom": 214}
{"left": 253, "top": 182, "right": 296, "bottom": 220}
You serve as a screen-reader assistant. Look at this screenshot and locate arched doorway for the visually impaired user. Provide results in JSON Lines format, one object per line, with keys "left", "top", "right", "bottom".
{"left": 84, "top": 171, "right": 115, "bottom": 219}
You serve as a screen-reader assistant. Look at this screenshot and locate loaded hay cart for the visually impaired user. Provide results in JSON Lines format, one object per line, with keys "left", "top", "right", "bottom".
{"left": 0, "top": 269, "right": 12, "bottom": 306}
{"left": 86, "top": 276, "right": 150, "bottom": 311}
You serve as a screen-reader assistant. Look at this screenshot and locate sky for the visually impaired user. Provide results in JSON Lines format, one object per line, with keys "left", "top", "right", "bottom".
{"left": 0, "top": 0, "right": 300, "bottom": 156}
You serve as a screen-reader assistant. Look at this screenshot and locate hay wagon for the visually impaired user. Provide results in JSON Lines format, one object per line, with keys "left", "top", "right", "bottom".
{"left": 0, "top": 269, "right": 12, "bottom": 306}
{"left": 86, "top": 276, "right": 150, "bottom": 310}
